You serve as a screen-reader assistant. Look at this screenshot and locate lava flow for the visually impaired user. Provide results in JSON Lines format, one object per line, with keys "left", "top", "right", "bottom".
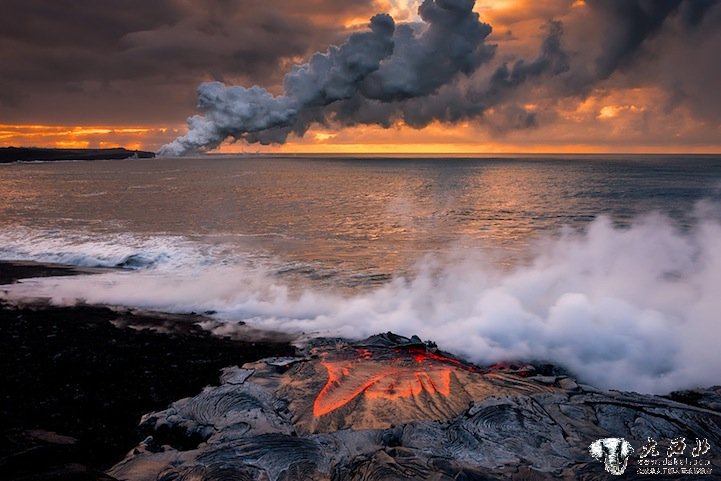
{"left": 313, "top": 346, "right": 473, "bottom": 417}
{"left": 272, "top": 333, "right": 556, "bottom": 433}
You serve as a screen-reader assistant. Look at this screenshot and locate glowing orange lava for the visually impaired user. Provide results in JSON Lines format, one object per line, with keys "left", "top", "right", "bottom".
{"left": 312, "top": 348, "right": 472, "bottom": 417}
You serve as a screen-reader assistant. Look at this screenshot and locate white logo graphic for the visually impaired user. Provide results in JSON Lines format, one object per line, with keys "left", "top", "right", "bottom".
{"left": 589, "top": 437, "right": 634, "bottom": 475}
{"left": 637, "top": 437, "right": 713, "bottom": 476}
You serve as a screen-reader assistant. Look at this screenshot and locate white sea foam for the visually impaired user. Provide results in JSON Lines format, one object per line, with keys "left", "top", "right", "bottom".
{"left": 3, "top": 203, "right": 721, "bottom": 394}
{"left": 0, "top": 228, "right": 204, "bottom": 269}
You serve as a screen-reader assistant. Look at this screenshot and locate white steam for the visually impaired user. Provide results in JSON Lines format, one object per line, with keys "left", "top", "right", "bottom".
{"left": 158, "top": 13, "right": 397, "bottom": 155}
{"left": 4, "top": 205, "right": 721, "bottom": 394}
{"left": 159, "top": 0, "right": 496, "bottom": 155}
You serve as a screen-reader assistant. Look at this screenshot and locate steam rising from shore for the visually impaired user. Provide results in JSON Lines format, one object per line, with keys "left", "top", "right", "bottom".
{"left": 4, "top": 205, "right": 721, "bottom": 394}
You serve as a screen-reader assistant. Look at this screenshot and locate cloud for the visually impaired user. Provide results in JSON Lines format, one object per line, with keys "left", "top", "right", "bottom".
{"left": 2, "top": 0, "right": 720, "bottom": 150}
{"left": 0, "top": 0, "right": 378, "bottom": 124}
{"left": 557, "top": 0, "right": 720, "bottom": 96}
{"left": 162, "top": 0, "right": 721, "bottom": 154}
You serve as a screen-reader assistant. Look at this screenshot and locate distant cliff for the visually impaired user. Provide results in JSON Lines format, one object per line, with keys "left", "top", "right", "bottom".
{"left": 0, "top": 147, "right": 155, "bottom": 163}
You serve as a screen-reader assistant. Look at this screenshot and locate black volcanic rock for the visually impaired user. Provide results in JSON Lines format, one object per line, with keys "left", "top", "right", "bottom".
{"left": 2, "top": 263, "right": 719, "bottom": 480}
{"left": 110, "top": 335, "right": 721, "bottom": 481}
{"left": 0, "top": 260, "right": 110, "bottom": 284}
{"left": 0, "top": 147, "right": 155, "bottom": 162}
{"left": 0, "top": 300, "right": 294, "bottom": 479}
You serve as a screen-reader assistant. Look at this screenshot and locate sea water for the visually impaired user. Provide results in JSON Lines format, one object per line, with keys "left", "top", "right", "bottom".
{"left": 2, "top": 154, "right": 721, "bottom": 392}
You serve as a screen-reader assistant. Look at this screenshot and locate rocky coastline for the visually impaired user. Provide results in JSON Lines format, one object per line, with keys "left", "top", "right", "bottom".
{"left": 1, "top": 261, "right": 719, "bottom": 480}
{"left": 0, "top": 261, "right": 293, "bottom": 480}
{"left": 0, "top": 147, "right": 155, "bottom": 163}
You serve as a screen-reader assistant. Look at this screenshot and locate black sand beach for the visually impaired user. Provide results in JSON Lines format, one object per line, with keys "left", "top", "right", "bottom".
{"left": 0, "top": 261, "right": 294, "bottom": 480}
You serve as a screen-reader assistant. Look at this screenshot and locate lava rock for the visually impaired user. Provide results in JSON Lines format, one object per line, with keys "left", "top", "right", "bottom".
{"left": 109, "top": 335, "right": 721, "bottom": 480}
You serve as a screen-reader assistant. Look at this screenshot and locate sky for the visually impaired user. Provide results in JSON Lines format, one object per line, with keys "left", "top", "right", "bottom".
{"left": 1, "top": 0, "right": 720, "bottom": 154}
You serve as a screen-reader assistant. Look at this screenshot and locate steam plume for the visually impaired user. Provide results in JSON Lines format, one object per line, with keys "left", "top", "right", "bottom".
{"left": 159, "top": 0, "right": 493, "bottom": 155}
{"left": 159, "top": 0, "right": 720, "bottom": 155}
{"left": 5, "top": 204, "right": 721, "bottom": 394}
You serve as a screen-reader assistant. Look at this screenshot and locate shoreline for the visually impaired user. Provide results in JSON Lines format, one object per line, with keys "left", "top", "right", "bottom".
{"left": 0, "top": 260, "right": 295, "bottom": 480}
{"left": 0, "top": 260, "right": 114, "bottom": 285}
{"left": 3, "top": 259, "right": 721, "bottom": 479}
{"left": 0, "top": 147, "right": 155, "bottom": 163}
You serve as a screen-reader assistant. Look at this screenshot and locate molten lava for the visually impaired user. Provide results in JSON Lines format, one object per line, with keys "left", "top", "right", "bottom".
{"left": 313, "top": 347, "right": 474, "bottom": 417}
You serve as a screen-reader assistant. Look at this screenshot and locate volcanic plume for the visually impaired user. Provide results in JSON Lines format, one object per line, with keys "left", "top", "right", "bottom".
{"left": 155, "top": 0, "right": 721, "bottom": 155}
{"left": 159, "top": 0, "right": 495, "bottom": 155}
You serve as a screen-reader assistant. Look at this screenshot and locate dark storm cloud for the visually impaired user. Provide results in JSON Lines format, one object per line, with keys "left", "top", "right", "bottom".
{"left": 649, "top": 2, "right": 721, "bottom": 123}
{"left": 543, "top": 0, "right": 721, "bottom": 132}
{"left": 331, "top": 0, "right": 721, "bottom": 137}
{"left": 677, "top": 0, "right": 718, "bottom": 26}
{"left": 0, "top": 0, "right": 181, "bottom": 47}
{"left": 0, "top": 0, "right": 183, "bottom": 95}
{"left": 487, "top": 20, "right": 569, "bottom": 91}
{"left": 0, "top": 0, "right": 377, "bottom": 124}
{"left": 562, "top": 0, "right": 721, "bottom": 94}
{"left": 324, "top": 18, "right": 568, "bottom": 132}
{"left": 2, "top": 0, "right": 720, "bottom": 148}
{"left": 588, "top": 0, "right": 683, "bottom": 81}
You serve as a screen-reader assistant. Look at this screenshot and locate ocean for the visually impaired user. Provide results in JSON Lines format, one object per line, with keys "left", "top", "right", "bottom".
{"left": 2, "top": 154, "right": 721, "bottom": 393}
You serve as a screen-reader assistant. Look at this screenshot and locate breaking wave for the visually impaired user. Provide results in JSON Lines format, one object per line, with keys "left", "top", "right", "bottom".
{"left": 0, "top": 228, "right": 253, "bottom": 270}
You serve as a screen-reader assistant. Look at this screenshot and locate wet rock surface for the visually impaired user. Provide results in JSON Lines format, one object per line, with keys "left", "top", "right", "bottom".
{"left": 0, "top": 260, "right": 110, "bottom": 285}
{"left": 111, "top": 333, "right": 721, "bottom": 480}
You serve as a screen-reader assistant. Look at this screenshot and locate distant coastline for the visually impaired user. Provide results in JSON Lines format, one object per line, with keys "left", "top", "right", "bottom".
{"left": 0, "top": 147, "right": 155, "bottom": 163}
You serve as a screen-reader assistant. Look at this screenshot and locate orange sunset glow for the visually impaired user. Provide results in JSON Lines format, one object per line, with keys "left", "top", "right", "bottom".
{"left": 2, "top": 0, "right": 719, "bottom": 154}
{"left": 6, "top": 110, "right": 720, "bottom": 155}
{"left": 0, "top": 124, "right": 180, "bottom": 151}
